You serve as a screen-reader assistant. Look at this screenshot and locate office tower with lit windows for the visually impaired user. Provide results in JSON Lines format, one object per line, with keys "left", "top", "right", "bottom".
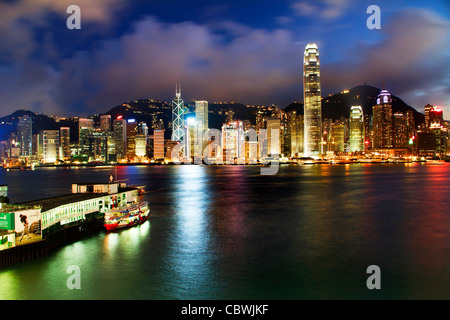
{"left": 113, "top": 117, "right": 127, "bottom": 160}
{"left": 135, "top": 122, "right": 148, "bottom": 158}
{"left": 393, "top": 112, "right": 409, "bottom": 148}
{"left": 17, "top": 115, "right": 32, "bottom": 157}
{"left": 195, "top": 100, "right": 209, "bottom": 159}
{"left": 221, "top": 121, "right": 245, "bottom": 163}
{"left": 126, "top": 119, "right": 137, "bottom": 161}
{"left": 349, "top": 106, "right": 365, "bottom": 152}
{"left": 185, "top": 117, "right": 196, "bottom": 160}
{"left": 331, "top": 121, "right": 346, "bottom": 153}
{"left": 38, "top": 130, "right": 60, "bottom": 163}
{"left": 289, "top": 111, "right": 303, "bottom": 157}
{"left": 100, "top": 115, "right": 112, "bottom": 132}
{"left": 60, "top": 127, "right": 71, "bottom": 160}
{"left": 372, "top": 89, "right": 393, "bottom": 148}
{"left": 153, "top": 129, "right": 165, "bottom": 160}
{"left": 78, "top": 118, "right": 94, "bottom": 157}
{"left": 424, "top": 104, "right": 434, "bottom": 128}
{"left": 429, "top": 107, "right": 444, "bottom": 128}
{"left": 195, "top": 100, "right": 208, "bottom": 134}
{"left": 172, "top": 84, "right": 185, "bottom": 143}
{"left": 303, "top": 43, "right": 322, "bottom": 157}
{"left": 267, "top": 117, "right": 281, "bottom": 156}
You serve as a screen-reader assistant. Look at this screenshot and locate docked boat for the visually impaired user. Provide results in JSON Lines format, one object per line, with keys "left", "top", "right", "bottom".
{"left": 104, "top": 201, "right": 150, "bottom": 231}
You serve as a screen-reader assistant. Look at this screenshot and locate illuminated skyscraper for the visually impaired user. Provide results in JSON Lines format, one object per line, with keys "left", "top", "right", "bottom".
{"left": 303, "top": 43, "right": 322, "bottom": 157}
{"left": 17, "top": 115, "right": 32, "bottom": 157}
{"left": 195, "top": 100, "right": 208, "bottom": 159}
{"left": 349, "top": 106, "right": 365, "bottom": 152}
{"left": 113, "top": 117, "right": 126, "bottom": 159}
{"left": 135, "top": 122, "right": 148, "bottom": 158}
{"left": 289, "top": 111, "right": 303, "bottom": 157}
{"left": 221, "top": 121, "right": 245, "bottom": 163}
{"left": 372, "top": 89, "right": 393, "bottom": 148}
{"left": 38, "top": 130, "right": 60, "bottom": 163}
{"left": 424, "top": 104, "right": 434, "bottom": 128}
{"left": 172, "top": 84, "right": 185, "bottom": 143}
{"left": 100, "top": 115, "right": 111, "bottom": 132}
{"left": 78, "top": 118, "right": 94, "bottom": 157}
{"left": 153, "top": 129, "right": 165, "bottom": 160}
{"left": 331, "top": 121, "right": 346, "bottom": 153}
{"left": 60, "top": 127, "right": 71, "bottom": 160}
{"left": 429, "top": 107, "right": 444, "bottom": 128}
{"left": 195, "top": 100, "right": 208, "bottom": 134}
{"left": 267, "top": 117, "right": 281, "bottom": 156}
{"left": 126, "top": 119, "right": 137, "bottom": 161}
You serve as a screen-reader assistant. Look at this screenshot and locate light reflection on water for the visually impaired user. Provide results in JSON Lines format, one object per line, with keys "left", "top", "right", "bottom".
{"left": 0, "top": 164, "right": 450, "bottom": 299}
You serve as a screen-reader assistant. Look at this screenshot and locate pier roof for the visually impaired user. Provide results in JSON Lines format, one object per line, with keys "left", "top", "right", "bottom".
{"left": 17, "top": 192, "right": 109, "bottom": 212}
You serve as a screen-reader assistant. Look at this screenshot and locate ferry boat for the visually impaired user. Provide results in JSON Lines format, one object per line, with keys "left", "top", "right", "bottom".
{"left": 104, "top": 201, "right": 150, "bottom": 231}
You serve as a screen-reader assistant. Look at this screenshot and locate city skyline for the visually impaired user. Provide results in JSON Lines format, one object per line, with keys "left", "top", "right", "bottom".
{"left": 0, "top": 0, "right": 448, "bottom": 118}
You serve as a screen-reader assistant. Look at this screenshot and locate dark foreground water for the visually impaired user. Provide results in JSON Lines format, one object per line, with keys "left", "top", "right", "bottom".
{"left": 0, "top": 163, "right": 450, "bottom": 300}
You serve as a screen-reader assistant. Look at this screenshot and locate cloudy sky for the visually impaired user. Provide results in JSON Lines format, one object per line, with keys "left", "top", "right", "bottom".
{"left": 0, "top": 0, "right": 449, "bottom": 117}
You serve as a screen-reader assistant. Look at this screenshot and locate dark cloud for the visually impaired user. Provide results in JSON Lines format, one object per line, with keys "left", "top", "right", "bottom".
{"left": 0, "top": 2, "right": 449, "bottom": 119}
{"left": 322, "top": 8, "right": 450, "bottom": 112}
{"left": 53, "top": 18, "right": 303, "bottom": 115}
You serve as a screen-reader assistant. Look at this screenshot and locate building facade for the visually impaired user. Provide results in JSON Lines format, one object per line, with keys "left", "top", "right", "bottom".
{"left": 303, "top": 43, "right": 322, "bottom": 157}
{"left": 349, "top": 106, "right": 364, "bottom": 152}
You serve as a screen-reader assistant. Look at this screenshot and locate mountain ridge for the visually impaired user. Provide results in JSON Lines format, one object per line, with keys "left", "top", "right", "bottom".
{"left": 0, "top": 85, "right": 426, "bottom": 141}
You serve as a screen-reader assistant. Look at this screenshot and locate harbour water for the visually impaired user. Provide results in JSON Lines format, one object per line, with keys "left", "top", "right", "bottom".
{"left": 1, "top": 163, "right": 450, "bottom": 299}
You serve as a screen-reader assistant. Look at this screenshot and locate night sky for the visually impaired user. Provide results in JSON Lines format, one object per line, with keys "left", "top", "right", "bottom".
{"left": 0, "top": 0, "right": 449, "bottom": 117}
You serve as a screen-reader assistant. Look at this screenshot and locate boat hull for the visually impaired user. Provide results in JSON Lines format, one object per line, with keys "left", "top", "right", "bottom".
{"left": 104, "top": 202, "right": 150, "bottom": 232}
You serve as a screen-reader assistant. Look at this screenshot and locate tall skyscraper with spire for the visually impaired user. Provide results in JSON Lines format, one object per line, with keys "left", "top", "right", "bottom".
{"left": 303, "top": 43, "right": 322, "bottom": 157}
{"left": 172, "top": 84, "right": 185, "bottom": 143}
{"left": 372, "top": 87, "right": 393, "bottom": 148}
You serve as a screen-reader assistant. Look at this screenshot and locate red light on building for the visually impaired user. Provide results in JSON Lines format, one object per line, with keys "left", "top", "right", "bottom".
{"left": 117, "top": 115, "right": 123, "bottom": 120}
{"left": 364, "top": 140, "right": 370, "bottom": 145}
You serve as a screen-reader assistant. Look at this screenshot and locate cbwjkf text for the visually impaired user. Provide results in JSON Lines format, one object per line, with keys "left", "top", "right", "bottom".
{"left": 181, "top": 304, "right": 269, "bottom": 317}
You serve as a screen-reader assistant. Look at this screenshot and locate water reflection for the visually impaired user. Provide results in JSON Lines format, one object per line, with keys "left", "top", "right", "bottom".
{"left": 167, "top": 165, "right": 215, "bottom": 298}
{"left": 1, "top": 164, "right": 450, "bottom": 299}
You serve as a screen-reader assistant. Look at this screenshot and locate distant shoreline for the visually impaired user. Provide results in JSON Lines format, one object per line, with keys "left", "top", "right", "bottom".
{"left": 2, "top": 159, "right": 446, "bottom": 170}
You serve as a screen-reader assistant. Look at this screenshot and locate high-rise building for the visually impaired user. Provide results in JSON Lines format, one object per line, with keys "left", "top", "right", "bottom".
{"left": 60, "top": 127, "right": 71, "bottom": 160}
{"left": 424, "top": 104, "right": 434, "bottom": 128}
{"left": 195, "top": 100, "right": 209, "bottom": 159}
{"left": 38, "top": 130, "right": 60, "bottom": 163}
{"left": 113, "top": 117, "right": 127, "bottom": 160}
{"left": 332, "top": 121, "right": 346, "bottom": 153}
{"left": 17, "top": 115, "right": 32, "bottom": 157}
{"left": 221, "top": 121, "right": 245, "bottom": 163}
{"left": 289, "top": 111, "right": 303, "bottom": 157}
{"left": 78, "top": 118, "right": 94, "bottom": 157}
{"left": 429, "top": 107, "right": 444, "bottom": 128}
{"left": 126, "top": 119, "right": 137, "bottom": 161}
{"left": 195, "top": 100, "right": 209, "bottom": 134}
{"left": 185, "top": 117, "right": 196, "bottom": 160}
{"left": 393, "top": 112, "right": 409, "bottom": 148}
{"left": 100, "top": 115, "right": 112, "bottom": 132}
{"left": 135, "top": 122, "right": 148, "bottom": 158}
{"left": 267, "top": 117, "right": 281, "bottom": 156}
{"left": 372, "top": 89, "right": 393, "bottom": 148}
{"left": 172, "top": 84, "right": 185, "bottom": 143}
{"left": 349, "top": 106, "right": 365, "bottom": 152}
{"left": 303, "top": 43, "right": 322, "bottom": 157}
{"left": 153, "top": 129, "right": 165, "bottom": 160}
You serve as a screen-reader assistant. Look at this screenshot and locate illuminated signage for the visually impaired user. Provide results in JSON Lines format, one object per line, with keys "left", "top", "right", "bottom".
{"left": 0, "top": 212, "right": 15, "bottom": 230}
